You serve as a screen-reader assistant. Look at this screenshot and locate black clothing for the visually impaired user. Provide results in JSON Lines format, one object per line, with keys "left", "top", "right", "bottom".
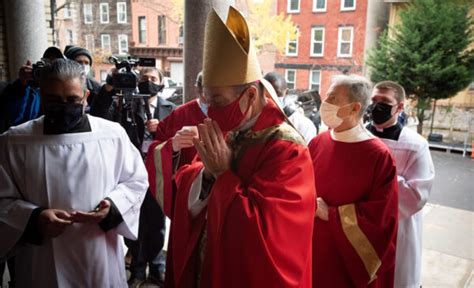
{"left": 367, "top": 122, "right": 403, "bottom": 141}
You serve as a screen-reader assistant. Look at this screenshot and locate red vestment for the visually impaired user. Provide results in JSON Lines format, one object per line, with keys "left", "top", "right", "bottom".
{"left": 167, "top": 101, "right": 316, "bottom": 287}
{"left": 309, "top": 132, "right": 398, "bottom": 288}
{"left": 145, "top": 99, "right": 206, "bottom": 217}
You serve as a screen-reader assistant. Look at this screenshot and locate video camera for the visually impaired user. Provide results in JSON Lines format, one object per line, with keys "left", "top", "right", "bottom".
{"left": 108, "top": 56, "right": 159, "bottom": 150}
{"left": 30, "top": 46, "right": 65, "bottom": 86}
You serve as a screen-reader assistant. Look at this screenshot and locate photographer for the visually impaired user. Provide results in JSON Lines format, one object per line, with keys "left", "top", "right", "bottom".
{"left": 126, "top": 67, "right": 176, "bottom": 287}
{"left": 0, "top": 47, "right": 64, "bottom": 133}
{"left": 64, "top": 45, "right": 101, "bottom": 111}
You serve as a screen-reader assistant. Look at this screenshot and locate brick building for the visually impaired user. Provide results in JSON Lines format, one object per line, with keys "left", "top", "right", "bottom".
{"left": 275, "top": 0, "right": 388, "bottom": 98}
{"left": 54, "top": 0, "right": 133, "bottom": 82}
{"left": 129, "top": 0, "right": 183, "bottom": 82}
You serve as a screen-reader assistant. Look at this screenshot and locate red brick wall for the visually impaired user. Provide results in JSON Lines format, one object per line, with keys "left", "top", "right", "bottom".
{"left": 276, "top": 0, "right": 368, "bottom": 99}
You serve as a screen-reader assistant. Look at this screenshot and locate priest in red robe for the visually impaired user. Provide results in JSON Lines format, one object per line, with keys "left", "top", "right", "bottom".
{"left": 309, "top": 75, "right": 398, "bottom": 288}
{"left": 166, "top": 6, "right": 316, "bottom": 287}
{"left": 144, "top": 73, "right": 206, "bottom": 217}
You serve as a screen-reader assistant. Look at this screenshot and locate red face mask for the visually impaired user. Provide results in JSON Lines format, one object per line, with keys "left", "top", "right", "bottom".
{"left": 207, "top": 90, "right": 252, "bottom": 132}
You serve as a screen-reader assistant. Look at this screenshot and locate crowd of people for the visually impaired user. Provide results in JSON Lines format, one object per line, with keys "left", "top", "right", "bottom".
{"left": 0, "top": 6, "right": 435, "bottom": 288}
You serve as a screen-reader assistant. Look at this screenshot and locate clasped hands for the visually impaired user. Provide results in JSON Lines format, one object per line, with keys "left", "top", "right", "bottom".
{"left": 193, "top": 119, "right": 232, "bottom": 179}
{"left": 38, "top": 199, "right": 111, "bottom": 238}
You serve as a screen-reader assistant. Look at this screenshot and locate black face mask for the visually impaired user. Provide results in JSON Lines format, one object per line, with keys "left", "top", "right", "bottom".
{"left": 138, "top": 81, "right": 164, "bottom": 96}
{"left": 370, "top": 103, "right": 394, "bottom": 125}
{"left": 44, "top": 102, "right": 84, "bottom": 132}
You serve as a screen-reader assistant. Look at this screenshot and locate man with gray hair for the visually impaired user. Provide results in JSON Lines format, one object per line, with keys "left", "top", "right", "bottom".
{"left": 368, "top": 81, "right": 434, "bottom": 288}
{"left": 309, "top": 74, "right": 399, "bottom": 287}
{"left": 0, "top": 59, "right": 148, "bottom": 287}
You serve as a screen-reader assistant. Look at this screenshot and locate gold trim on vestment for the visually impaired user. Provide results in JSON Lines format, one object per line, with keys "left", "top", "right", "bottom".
{"left": 228, "top": 122, "right": 305, "bottom": 171}
{"left": 153, "top": 141, "right": 168, "bottom": 210}
{"left": 338, "top": 204, "right": 381, "bottom": 283}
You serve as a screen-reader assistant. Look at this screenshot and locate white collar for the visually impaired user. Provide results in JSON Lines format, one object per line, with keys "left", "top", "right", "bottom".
{"left": 148, "top": 96, "right": 158, "bottom": 109}
{"left": 238, "top": 113, "right": 260, "bottom": 131}
{"left": 330, "top": 123, "right": 375, "bottom": 143}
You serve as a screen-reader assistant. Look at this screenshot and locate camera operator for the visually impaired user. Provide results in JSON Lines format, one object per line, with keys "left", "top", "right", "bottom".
{"left": 126, "top": 67, "right": 176, "bottom": 287}
{"left": 0, "top": 47, "right": 64, "bottom": 133}
{"left": 64, "top": 45, "right": 101, "bottom": 111}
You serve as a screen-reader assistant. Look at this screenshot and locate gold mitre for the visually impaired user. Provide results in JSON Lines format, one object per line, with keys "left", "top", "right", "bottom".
{"left": 202, "top": 6, "right": 300, "bottom": 131}
{"left": 202, "top": 6, "right": 261, "bottom": 87}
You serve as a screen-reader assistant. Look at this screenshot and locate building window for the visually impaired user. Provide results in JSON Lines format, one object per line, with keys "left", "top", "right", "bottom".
{"left": 158, "top": 15, "right": 166, "bottom": 45}
{"left": 178, "top": 25, "right": 184, "bottom": 44}
{"left": 83, "top": 4, "right": 93, "bottom": 24}
{"left": 287, "top": 0, "right": 300, "bottom": 13}
{"left": 117, "top": 2, "right": 127, "bottom": 24}
{"left": 313, "top": 0, "right": 326, "bottom": 12}
{"left": 286, "top": 27, "right": 298, "bottom": 56}
{"left": 309, "top": 70, "right": 321, "bottom": 92}
{"left": 337, "top": 26, "right": 353, "bottom": 57}
{"left": 310, "top": 27, "right": 324, "bottom": 57}
{"left": 341, "top": 0, "right": 356, "bottom": 11}
{"left": 285, "top": 69, "right": 296, "bottom": 90}
{"left": 64, "top": 4, "right": 73, "bottom": 19}
{"left": 101, "top": 34, "right": 111, "bottom": 53}
{"left": 85, "top": 34, "right": 94, "bottom": 52}
{"left": 100, "top": 3, "right": 109, "bottom": 23}
{"left": 138, "top": 17, "right": 146, "bottom": 44}
{"left": 66, "top": 29, "right": 74, "bottom": 44}
{"left": 118, "top": 34, "right": 128, "bottom": 54}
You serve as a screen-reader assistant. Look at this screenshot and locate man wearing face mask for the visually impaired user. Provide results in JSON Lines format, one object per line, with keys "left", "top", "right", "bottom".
{"left": 263, "top": 71, "right": 317, "bottom": 143}
{"left": 165, "top": 7, "right": 315, "bottom": 287}
{"left": 308, "top": 75, "right": 398, "bottom": 288}
{"left": 126, "top": 67, "right": 176, "bottom": 287}
{"left": 0, "top": 59, "right": 148, "bottom": 287}
{"left": 367, "top": 81, "right": 434, "bottom": 288}
{"left": 64, "top": 45, "right": 101, "bottom": 110}
{"left": 144, "top": 72, "right": 207, "bottom": 218}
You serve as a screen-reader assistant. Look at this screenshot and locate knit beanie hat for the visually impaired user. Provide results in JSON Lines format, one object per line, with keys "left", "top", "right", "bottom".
{"left": 64, "top": 45, "right": 93, "bottom": 65}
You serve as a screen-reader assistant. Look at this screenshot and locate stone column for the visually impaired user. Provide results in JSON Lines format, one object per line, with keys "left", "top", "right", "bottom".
{"left": 183, "top": 0, "right": 234, "bottom": 103}
{"left": 3, "top": 0, "right": 48, "bottom": 79}
{"left": 363, "top": 0, "right": 390, "bottom": 77}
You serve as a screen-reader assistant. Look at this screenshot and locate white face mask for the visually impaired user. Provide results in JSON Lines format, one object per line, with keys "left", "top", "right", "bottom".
{"left": 278, "top": 96, "right": 285, "bottom": 106}
{"left": 198, "top": 99, "right": 208, "bottom": 116}
{"left": 320, "top": 101, "right": 345, "bottom": 129}
{"left": 82, "top": 64, "right": 91, "bottom": 76}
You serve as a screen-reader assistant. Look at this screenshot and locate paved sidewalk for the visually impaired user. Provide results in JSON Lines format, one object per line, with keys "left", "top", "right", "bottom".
{"left": 421, "top": 203, "right": 474, "bottom": 287}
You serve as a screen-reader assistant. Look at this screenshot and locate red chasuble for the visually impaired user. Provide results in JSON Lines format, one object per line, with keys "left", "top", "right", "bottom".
{"left": 144, "top": 99, "right": 206, "bottom": 217}
{"left": 309, "top": 132, "right": 398, "bottom": 288}
{"left": 167, "top": 101, "right": 316, "bottom": 288}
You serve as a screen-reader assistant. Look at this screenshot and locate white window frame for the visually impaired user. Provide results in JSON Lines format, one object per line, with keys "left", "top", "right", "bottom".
{"left": 117, "top": 2, "right": 127, "bottom": 24}
{"left": 309, "top": 70, "right": 321, "bottom": 92}
{"left": 101, "top": 34, "right": 111, "bottom": 53}
{"left": 66, "top": 29, "right": 74, "bottom": 45}
{"left": 285, "top": 69, "right": 297, "bottom": 90}
{"left": 310, "top": 27, "right": 325, "bottom": 57}
{"left": 100, "top": 3, "right": 109, "bottom": 24}
{"left": 85, "top": 34, "right": 95, "bottom": 52}
{"left": 337, "top": 26, "right": 353, "bottom": 58}
{"left": 341, "top": 0, "right": 356, "bottom": 11}
{"left": 63, "top": 4, "right": 73, "bottom": 19}
{"left": 313, "top": 0, "right": 327, "bottom": 12}
{"left": 285, "top": 27, "right": 299, "bottom": 57}
{"left": 138, "top": 16, "right": 147, "bottom": 44}
{"left": 83, "top": 4, "right": 93, "bottom": 24}
{"left": 118, "top": 34, "right": 128, "bottom": 55}
{"left": 287, "top": 0, "right": 300, "bottom": 13}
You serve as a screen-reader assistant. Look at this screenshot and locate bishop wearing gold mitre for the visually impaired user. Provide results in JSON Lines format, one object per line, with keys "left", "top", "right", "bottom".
{"left": 164, "top": 6, "right": 316, "bottom": 288}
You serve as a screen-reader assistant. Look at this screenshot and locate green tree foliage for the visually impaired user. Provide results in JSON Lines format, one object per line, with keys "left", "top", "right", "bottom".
{"left": 367, "top": 0, "right": 474, "bottom": 133}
